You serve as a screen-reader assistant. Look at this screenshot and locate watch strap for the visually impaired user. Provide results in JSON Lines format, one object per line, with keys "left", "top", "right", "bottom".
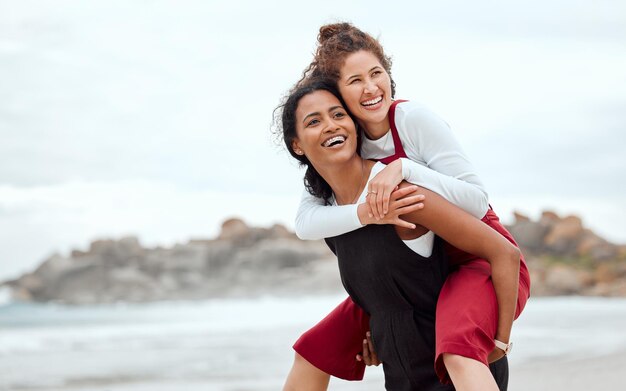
{"left": 494, "top": 339, "right": 512, "bottom": 355}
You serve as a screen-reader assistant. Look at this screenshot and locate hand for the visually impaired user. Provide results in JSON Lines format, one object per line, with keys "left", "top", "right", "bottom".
{"left": 367, "top": 160, "right": 404, "bottom": 220}
{"left": 356, "top": 331, "right": 381, "bottom": 366}
{"left": 359, "top": 185, "right": 425, "bottom": 229}
{"left": 487, "top": 346, "right": 505, "bottom": 363}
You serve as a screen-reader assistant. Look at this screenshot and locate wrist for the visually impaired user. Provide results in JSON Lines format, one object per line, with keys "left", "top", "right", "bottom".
{"left": 356, "top": 203, "right": 371, "bottom": 226}
{"left": 494, "top": 333, "right": 510, "bottom": 343}
{"left": 494, "top": 339, "right": 513, "bottom": 355}
{"left": 397, "top": 158, "right": 407, "bottom": 180}
{"left": 392, "top": 158, "right": 406, "bottom": 180}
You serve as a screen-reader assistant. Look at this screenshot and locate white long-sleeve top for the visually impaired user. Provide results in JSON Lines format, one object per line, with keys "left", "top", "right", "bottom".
{"left": 295, "top": 101, "right": 489, "bottom": 240}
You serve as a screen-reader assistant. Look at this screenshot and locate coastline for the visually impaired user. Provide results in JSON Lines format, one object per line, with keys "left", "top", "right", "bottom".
{"left": 1, "top": 296, "right": 624, "bottom": 390}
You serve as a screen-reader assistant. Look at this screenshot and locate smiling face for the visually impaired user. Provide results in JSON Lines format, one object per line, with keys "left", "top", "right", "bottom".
{"left": 338, "top": 50, "right": 393, "bottom": 136}
{"left": 292, "top": 90, "right": 358, "bottom": 168}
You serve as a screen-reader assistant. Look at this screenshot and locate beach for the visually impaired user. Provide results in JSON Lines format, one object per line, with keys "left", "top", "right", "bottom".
{"left": 509, "top": 350, "right": 625, "bottom": 391}
{"left": 1, "top": 296, "right": 625, "bottom": 390}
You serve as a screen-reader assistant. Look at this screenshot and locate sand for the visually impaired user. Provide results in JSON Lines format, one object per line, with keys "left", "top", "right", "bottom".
{"left": 326, "top": 350, "right": 626, "bottom": 390}
{"left": 508, "top": 350, "right": 625, "bottom": 391}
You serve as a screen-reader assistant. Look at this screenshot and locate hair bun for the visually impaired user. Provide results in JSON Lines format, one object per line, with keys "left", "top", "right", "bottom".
{"left": 318, "top": 22, "right": 353, "bottom": 44}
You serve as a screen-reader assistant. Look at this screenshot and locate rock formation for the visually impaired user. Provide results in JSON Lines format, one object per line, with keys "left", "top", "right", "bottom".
{"left": 2, "top": 218, "right": 338, "bottom": 304}
{"left": 507, "top": 211, "right": 626, "bottom": 296}
{"left": 2, "top": 212, "right": 625, "bottom": 304}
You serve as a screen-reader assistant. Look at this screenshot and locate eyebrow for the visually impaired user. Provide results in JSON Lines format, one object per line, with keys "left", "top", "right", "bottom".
{"left": 302, "top": 105, "right": 345, "bottom": 124}
{"left": 302, "top": 112, "right": 320, "bottom": 124}
{"left": 346, "top": 66, "right": 382, "bottom": 81}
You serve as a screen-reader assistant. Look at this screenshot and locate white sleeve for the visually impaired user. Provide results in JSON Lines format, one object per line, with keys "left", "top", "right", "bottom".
{"left": 294, "top": 188, "right": 364, "bottom": 240}
{"left": 398, "top": 107, "right": 489, "bottom": 219}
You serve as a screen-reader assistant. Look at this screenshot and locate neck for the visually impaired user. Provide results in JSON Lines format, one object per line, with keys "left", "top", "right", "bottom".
{"left": 359, "top": 116, "right": 390, "bottom": 140}
{"left": 315, "top": 157, "right": 373, "bottom": 205}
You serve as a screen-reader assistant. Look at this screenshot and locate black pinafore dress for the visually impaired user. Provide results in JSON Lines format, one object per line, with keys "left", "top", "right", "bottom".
{"left": 325, "top": 223, "right": 453, "bottom": 391}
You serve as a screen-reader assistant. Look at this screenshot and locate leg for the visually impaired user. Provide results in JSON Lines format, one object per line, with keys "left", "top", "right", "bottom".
{"left": 443, "top": 353, "right": 498, "bottom": 391}
{"left": 435, "top": 259, "right": 503, "bottom": 390}
{"left": 291, "top": 297, "right": 370, "bottom": 381}
{"left": 283, "top": 353, "right": 330, "bottom": 391}
{"left": 435, "top": 209, "right": 529, "bottom": 390}
{"left": 489, "top": 356, "right": 509, "bottom": 391}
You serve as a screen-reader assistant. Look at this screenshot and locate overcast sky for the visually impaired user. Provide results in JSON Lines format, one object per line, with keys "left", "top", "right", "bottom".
{"left": 1, "top": 0, "right": 625, "bottom": 281}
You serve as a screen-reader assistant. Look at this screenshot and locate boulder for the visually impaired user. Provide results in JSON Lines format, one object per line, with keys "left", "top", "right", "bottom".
{"left": 544, "top": 215, "right": 584, "bottom": 254}
{"left": 218, "top": 218, "right": 250, "bottom": 240}
{"left": 544, "top": 265, "right": 583, "bottom": 295}
{"left": 507, "top": 220, "right": 550, "bottom": 252}
{"left": 513, "top": 211, "right": 530, "bottom": 223}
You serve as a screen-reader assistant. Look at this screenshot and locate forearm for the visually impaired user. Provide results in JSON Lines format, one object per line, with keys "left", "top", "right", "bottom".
{"left": 295, "top": 189, "right": 363, "bottom": 240}
{"left": 400, "top": 158, "right": 489, "bottom": 218}
{"left": 491, "top": 252, "right": 520, "bottom": 343}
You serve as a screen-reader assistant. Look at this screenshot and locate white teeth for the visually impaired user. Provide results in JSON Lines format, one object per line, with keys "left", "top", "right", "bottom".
{"left": 322, "top": 135, "right": 346, "bottom": 147}
{"left": 362, "top": 96, "right": 382, "bottom": 106}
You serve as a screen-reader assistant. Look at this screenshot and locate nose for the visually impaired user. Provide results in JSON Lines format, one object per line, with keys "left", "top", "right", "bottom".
{"left": 364, "top": 79, "right": 377, "bottom": 94}
{"left": 323, "top": 117, "right": 340, "bottom": 133}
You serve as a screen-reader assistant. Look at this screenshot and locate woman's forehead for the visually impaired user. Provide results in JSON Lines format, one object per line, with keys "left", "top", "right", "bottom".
{"left": 297, "top": 90, "right": 342, "bottom": 115}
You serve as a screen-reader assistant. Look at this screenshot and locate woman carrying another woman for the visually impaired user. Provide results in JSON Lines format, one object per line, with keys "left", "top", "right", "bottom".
{"left": 277, "top": 78, "right": 519, "bottom": 390}
{"left": 282, "top": 23, "right": 531, "bottom": 390}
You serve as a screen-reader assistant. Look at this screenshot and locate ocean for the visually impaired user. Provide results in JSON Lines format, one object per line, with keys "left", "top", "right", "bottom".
{"left": 1, "top": 295, "right": 626, "bottom": 390}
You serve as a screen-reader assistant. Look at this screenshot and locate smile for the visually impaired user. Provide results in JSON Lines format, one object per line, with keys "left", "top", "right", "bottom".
{"left": 361, "top": 96, "right": 382, "bottom": 107}
{"left": 322, "top": 135, "right": 347, "bottom": 148}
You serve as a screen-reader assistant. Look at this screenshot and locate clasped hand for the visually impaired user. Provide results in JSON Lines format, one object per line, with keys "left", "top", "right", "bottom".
{"left": 359, "top": 160, "right": 425, "bottom": 228}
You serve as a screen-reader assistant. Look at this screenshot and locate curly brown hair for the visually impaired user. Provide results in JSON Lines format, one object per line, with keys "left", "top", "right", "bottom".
{"left": 300, "top": 22, "right": 396, "bottom": 97}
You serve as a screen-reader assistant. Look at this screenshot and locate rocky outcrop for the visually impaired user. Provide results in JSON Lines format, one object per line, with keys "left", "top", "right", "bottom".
{"left": 2, "top": 218, "right": 338, "bottom": 304}
{"left": 2, "top": 212, "right": 625, "bottom": 304}
{"left": 507, "top": 211, "right": 626, "bottom": 297}
{"left": 508, "top": 211, "right": 620, "bottom": 261}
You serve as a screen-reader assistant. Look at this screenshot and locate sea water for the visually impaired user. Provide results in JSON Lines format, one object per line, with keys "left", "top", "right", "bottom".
{"left": 1, "top": 295, "right": 625, "bottom": 391}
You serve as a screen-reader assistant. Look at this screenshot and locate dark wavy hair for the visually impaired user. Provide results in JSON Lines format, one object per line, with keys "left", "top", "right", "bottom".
{"left": 273, "top": 78, "right": 357, "bottom": 205}
{"left": 299, "top": 22, "right": 396, "bottom": 97}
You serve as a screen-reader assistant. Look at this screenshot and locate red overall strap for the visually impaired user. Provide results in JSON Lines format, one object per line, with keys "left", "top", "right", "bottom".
{"left": 378, "top": 100, "right": 408, "bottom": 164}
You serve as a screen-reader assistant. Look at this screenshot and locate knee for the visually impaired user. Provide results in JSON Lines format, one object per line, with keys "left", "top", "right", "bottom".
{"left": 283, "top": 353, "right": 329, "bottom": 391}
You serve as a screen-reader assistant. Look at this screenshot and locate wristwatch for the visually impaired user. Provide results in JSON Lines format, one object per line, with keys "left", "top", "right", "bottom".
{"left": 494, "top": 339, "right": 513, "bottom": 355}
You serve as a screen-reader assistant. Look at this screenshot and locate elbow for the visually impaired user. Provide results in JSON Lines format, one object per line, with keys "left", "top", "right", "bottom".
{"left": 294, "top": 224, "right": 310, "bottom": 240}
{"left": 294, "top": 218, "right": 314, "bottom": 240}
{"left": 506, "top": 244, "right": 521, "bottom": 268}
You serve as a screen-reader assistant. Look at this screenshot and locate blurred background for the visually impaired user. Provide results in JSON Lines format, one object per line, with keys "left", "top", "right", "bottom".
{"left": 1, "top": 1, "right": 625, "bottom": 390}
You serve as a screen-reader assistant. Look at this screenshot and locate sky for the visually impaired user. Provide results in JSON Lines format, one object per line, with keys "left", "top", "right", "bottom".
{"left": 1, "top": 0, "right": 625, "bottom": 281}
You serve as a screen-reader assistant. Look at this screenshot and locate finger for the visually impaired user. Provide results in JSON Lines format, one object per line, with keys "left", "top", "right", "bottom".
{"left": 390, "top": 185, "right": 419, "bottom": 201}
{"left": 394, "top": 194, "right": 425, "bottom": 207}
{"left": 361, "top": 338, "right": 371, "bottom": 364}
{"left": 369, "top": 189, "right": 381, "bottom": 220}
{"left": 366, "top": 332, "right": 374, "bottom": 349}
{"left": 356, "top": 354, "right": 363, "bottom": 362}
{"left": 366, "top": 332, "right": 379, "bottom": 365}
{"left": 396, "top": 202, "right": 425, "bottom": 215}
{"left": 390, "top": 217, "right": 417, "bottom": 230}
{"left": 366, "top": 184, "right": 374, "bottom": 218}
{"left": 382, "top": 188, "right": 391, "bottom": 216}
{"left": 366, "top": 332, "right": 376, "bottom": 358}
{"left": 375, "top": 188, "right": 385, "bottom": 220}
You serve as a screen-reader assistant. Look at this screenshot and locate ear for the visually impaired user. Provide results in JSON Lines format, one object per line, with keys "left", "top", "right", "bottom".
{"left": 292, "top": 140, "right": 304, "bottom": 156}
